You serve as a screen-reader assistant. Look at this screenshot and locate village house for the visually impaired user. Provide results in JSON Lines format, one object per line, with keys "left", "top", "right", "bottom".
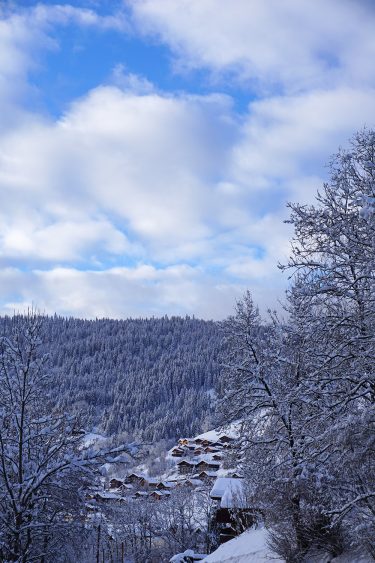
{"left": 178, "top": 438, "right": 189, "bottom": 446}
{"left": 149, "top": 490, "right": 171, "bottom": 501}
{"left": 194, "top": 471, "right": 217, "bottom": 482}
{"left": 177, "top": 460, "right": 197, "bottom": 475}
{"left": 203, "top": 446, "right": 220, "bottom": 453}
{"left": 217, "top": 435, "right": 234, "bottom": 444}
{"left": 133, "top": 491, "right": 148, "bottom": 499}
{"left": 156, "top": 481, "right": 174, "bottom": 490}
{"left": 125, "top": 473, "right": 144, "bottom": 486}
{"left": 196, "top": 460, "right": 220, "bottom": 472}
{"left": 109, "top": 478, "right": 123, "bottom": 489}
{"left": 210, "top": 477, "right": 254, "bottom": 544}
{"left": 94, "top": 491, "right": 124, "bottom": 504}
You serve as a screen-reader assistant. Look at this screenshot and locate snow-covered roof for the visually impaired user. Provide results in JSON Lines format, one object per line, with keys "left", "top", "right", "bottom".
{"left": 177, "top": 459, "right": 198, "bottom": 466}
{"left": 221, "top": 480, "right": 247, "bottom": 509}
{"left": 186, "top": 478, "right": 203, "bottom": 486}
{"left": 210, "top": 477, "right": 247, "bottom": 508}
{"left": 96, "top": 492, "right": 121, "bottom": 500}
{"left": 150, "top": 490, "right": 170, "bottom": 496}
{"left": 194, "top": 422, "right": 240, "bottom": 444}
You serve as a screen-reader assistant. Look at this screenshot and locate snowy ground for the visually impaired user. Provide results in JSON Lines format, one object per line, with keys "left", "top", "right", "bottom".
{"left": 202, "top": 527, "right": 283, "bottom": 563}
{"left": 202, "top": 527, "right": 374, "bottom": 563}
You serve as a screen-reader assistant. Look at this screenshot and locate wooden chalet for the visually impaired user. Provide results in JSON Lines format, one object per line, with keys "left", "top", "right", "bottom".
{"left": 125, "top": 473, "right": 144, "bottom": 485}
{"left": 184, "top": 478, "right": 203, "bottom": 488}
{"left": 178, "top": 438, "right": 189, "bottom": 446}
{"left": 218, "top": 435, "right": 234, "bottom": 444}
{"left": 94, "top": 492, "right": 123, "bottom": 504}
{"left": 210, "top": 477, "right": 254, "bottom": 544}
{"left": 196, "top": 460, "right": 209, "bottom": 471}
{"left": 147, "top": 479, "right": 159, "bottom": 488}
{"left": 196, "top": 460, "right": 220, "bottom": 472}
{"left": 156, "top": 481, "right": 173, "bottom": 490}
{"left": 177, "top": 460, "right": 197, "bottom": 475}
{"left": 195, "top": 471, "right": 217, "bottom": 482}
{"left": 204, "top": 446, "right": 220, "bottom": 453}
{"left": 109, "top": 478, "right": 123, "bottom": 489}
{"left": 149, "top": 490, "right": 171, "bottom": 501}
{"left": 133, "top": 491, "right": 148, "bottom": 498}
{"left": 171, "top": 447, "right": 184, "bottom": 457}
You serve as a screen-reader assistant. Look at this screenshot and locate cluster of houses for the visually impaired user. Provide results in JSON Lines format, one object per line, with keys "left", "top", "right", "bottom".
{"left": 172, "top": 432, "right": 236, "bottom": 484}
{"left": 95, "top": 430, "right": 239, "bottom": 504}
{"left": 88, "top": 425, "right": 253, "bottom": 546}
{"left": 106, "top": 473, "right": 176, "bottom": 501}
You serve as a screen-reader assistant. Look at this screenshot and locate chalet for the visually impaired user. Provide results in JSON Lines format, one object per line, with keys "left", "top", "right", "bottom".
{"left": 133, "top": 491, "right": 148, "bottom": 498}
{"left": 119, "top": 483, "right": 133, "bottom": 494}
{"left": 218, "top": 435, "right": 234, "bottom": 444}
{"left": 195, "top": 471, "right": 217, "bottom": 482}
{"left": 210, "top": 477, "right": 244, "bottom": 502}
{"left": 210, "top": 477, "right": 254, "bottom": 544}
{"left": 147, "top": 479, "right": 160, "bottom": 488}
{"left": 177, "top": 460, "right": 197, "bottom": 475}
{"left": 194, "top": 448, "right": 204, "bottom": 455}
{"left": 197, "top": 460, "right": 220, "bottom": 472}
{"left": 178, "top": 438, "right": 189, "bottom": 446}
{"left": 149, "top": 490, "right": 171, "bottom": 501}
{"left": 201, "top": 439, "right": 212, "bottom": 447}
{"left": 204, "top": 446, "right": 220, "bottom": 453}
{"left": 156, "top": 481, "right": 174, "bottom": 490}
{"left": 109, "top": 478, "right": 123, "bottom": 489}
{"left": 125, "top": 473, "right": 144, "bottom": 485}
{"left": 184, "top": 478, "right": 203, "bottom": 488}
{"left": 171, "top": 447, "right": 184, "bottom": 457}
{"left": 94, "top": 492, "right": 123, "bottom": 503}
{"left": 149, "top": 490, "right": 163, "bottom": 500}
{"left": 196, "top": 460, "right": 209, "bottom": 471}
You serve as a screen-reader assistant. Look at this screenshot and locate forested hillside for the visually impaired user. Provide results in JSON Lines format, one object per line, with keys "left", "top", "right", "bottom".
{"left": 9, "top": 316, "right": 223, "bottom": 441}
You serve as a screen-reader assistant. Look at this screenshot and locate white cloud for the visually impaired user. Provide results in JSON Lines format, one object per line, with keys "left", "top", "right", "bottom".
{"left": 1, "top": 78, "right": 375, "bottom": 316}
{"left": 130, "top": 0, "right": 375, "bottom": 92}
{"left": 0, "top": 265, "right": 245, "bottom": 319}
{"left": 1, "top": 218, "right": 133, "bottom": 262}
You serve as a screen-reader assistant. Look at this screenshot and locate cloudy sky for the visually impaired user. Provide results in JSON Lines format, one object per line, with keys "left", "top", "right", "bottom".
{"left": 0, "top": 0, "right": 374, "bottom": 319}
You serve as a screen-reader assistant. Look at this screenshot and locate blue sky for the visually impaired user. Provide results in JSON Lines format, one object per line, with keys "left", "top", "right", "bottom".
{"left": 0, "top": 0, "right": 375, "bottom": 319}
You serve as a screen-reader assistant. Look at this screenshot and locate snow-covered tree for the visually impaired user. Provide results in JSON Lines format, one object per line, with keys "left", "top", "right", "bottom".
{"left": 219, "top": 291, "right": 343, "bottom": 561}
{"left": 0, "top": 311, "right": 132, "bottom": 562}
{"left": 281, "top": 129, "right": 375, "bottom": 555}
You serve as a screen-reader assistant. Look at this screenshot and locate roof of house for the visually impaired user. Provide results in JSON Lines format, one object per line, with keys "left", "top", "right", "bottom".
{"left": 193, "top": 423, "right": 240, "bottom": 444}
{"left": 210, "top": 477, "right": 247, "bottom": 508}
{"left": 177, "top": 459, "right": 198, "bottom": 466}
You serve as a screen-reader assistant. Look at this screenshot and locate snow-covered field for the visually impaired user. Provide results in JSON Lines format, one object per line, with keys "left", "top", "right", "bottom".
{"left": 202, "top": 527, "right": 374, "bottom": 563}
{"left": 202, "top": 527, "right": 283, "bottom": 563}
